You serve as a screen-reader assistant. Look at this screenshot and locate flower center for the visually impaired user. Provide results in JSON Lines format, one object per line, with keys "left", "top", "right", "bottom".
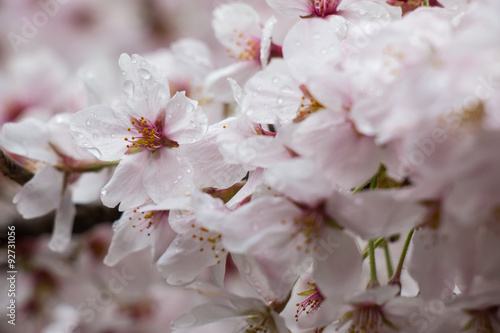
{"left": 290, "top": 208, "right": 325, "bottom": 253}
{"left": 312, "top": 0, "right": 341, "bottom": 17}
{"left": 227, "top": 31, "right": 261, "bottom": 61}
{"left": 347, "top": 304, "right": 386, "bottom": 333}
{"left": 124, "top": 116, "right": 178, "bottom": 152}
{"left": 463, "top": 307, "right": 498, "bottom": 333}
{"left": 130, "top": 209, "right": 166, "bottom": 236}
{"left": 294, "top": 85, "right": 323, "bottom": 123}
{"left": 295, "top": 283, "right": 324, "bottom": 321}
{"left": 189, "top": 223, "right": 226, "bottom": 264}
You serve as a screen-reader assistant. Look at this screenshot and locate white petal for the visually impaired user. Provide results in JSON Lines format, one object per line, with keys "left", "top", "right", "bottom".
{"left": 266, "top": 0, "right": 313, "bottom": 16}
{"left": 13, "top": 165, "right": 62, "bottom": 218}
{"left": 212, "top": 3, "right": 261, "bottom": 50}
{"left": 163, "top": 92, "right": 208, "bottom": 144}
{"left": 283, "top": 17, "right": 345, "bottom": 83}
{"left": 100, "top": 152, "right": 150, "bottom": 210}
{"left": 0, "top": 118, "right": 58, "bottom": 164}
{"left": 118, "top": 53, "right": 170, "bottom": 121}
{"left": 241, "top": 68, "right": 302, "bottom": 124}
{"left": 260, "top": 16, "right": 277, "bottom": 68}
{"left": 171, "top": 304, "right": 247, "bottom": 329}
{"left": 70, "top": 105, "right": 129, "bottom": 161}
{"left": 49, "top": 189, "right": 76, "bottom": 252}
{"left": 312, "top": 229, "right": 362, "bottom": 299}
{"left": 142, "top": 149, "right": 195, "bottom": 203}
{"left": 205, "top": 62, "right": 260, "bottom": 103}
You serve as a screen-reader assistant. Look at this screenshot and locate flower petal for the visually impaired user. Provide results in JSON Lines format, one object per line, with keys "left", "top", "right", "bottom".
{"left": 163, "top": 91, "right": 208, "bottom": 144}
{"left": 13, "top": 165, "right": 63, "bottom": 218}
{"left": 70, "top": 104, "right": 130, "bottom": 161}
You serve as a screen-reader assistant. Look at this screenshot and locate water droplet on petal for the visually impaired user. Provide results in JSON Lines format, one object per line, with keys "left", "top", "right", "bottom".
{"left": 174, "top": 180, "right": 179, "bottom": 184}
{"left": 112, "top": 220, "right": 119, "bottom": 231}
{"left": 110, "top": 133, "right": 116, "bottom": 139}
{"left": 177, "top": 175, "right": 183, "bottom": 179}
{"left": 186, "top": 169, "right": 192, "bottom": 173}
{"left": 272, "top": 77, "right": 279, "bottom": 84}
{"left": 91, "top": 112, "right": 97, "bottom": 117}
{"left": 130, "top": 57, "right": 138, "bottom": 64}
{"left": 138, "top": 68, "right": 151, "bottom": 80}
{"left": 92, "top": 133, "right": 99, "bottom": 140}
{"left": 320, "top": 48, "right": 327, "bottom": 55}
{"left": 190, "top": 121, "right": 196, "bottom": 128}
{"left": 101, "top": 189, "right": 108, "bottom": 196}
{"left": 359, "top": 8, "right": 367, "bottom": 15}
{"left": 86, "top": 119, "right": 91, "bottom": 126}
{"left": 277, "top": 97, "right": 284, "bottom": 105}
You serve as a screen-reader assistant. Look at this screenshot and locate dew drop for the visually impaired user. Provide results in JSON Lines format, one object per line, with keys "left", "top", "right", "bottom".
{"left": 190, "top": 121, "right": 196, "bottom": 128}
{"left": 177, "top": 175, "right": 183, "bottom": 179}
{"left": 110, "top": 133, "right": 116, "bottom": 139}
{"left": 82, "top": 142, "right": 89, "bottom": 147}
{"left": 272, "top": 76, "right": 279, "bottom": 84}
{"left": 174, "top": 180, "right": 179, "bottom": 184}
{"left": 112, "top": 220, "right": 119, "bottom": 231}
{"left": 138, "top": 68, "right": 151, "bottom": 80}
{"left": 320, "top": 48, "right": 327, "bottom": 55}
{"left": 92, "top": 133, "right": 99, "bottom": 140}
{"left": 277, "top": 97, "right": 284, "bottom": 105}
{"left": 359, "top": 8, "right": 367, "bottom": 15}
{"left": 86, "top": 119, "right": 91, "bottom": 126}
{"left": 186, "top": 169, "right": 192, "bottom": 173}
{"left": 121, "top": 71, "right": 127, "bottom": 76}
{"left": 91, "top": 112, "right": 97, "bottom": 118}
{"left": 101, "top": 189, "right": 108, "bottom": 196}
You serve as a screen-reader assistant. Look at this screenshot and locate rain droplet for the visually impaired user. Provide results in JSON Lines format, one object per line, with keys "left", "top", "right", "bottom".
{"left": 190, "top": 121, "right": 196, "bottom": 128}
{"left": 92, "top": 133, "right": 99, "bottom": 140}
{"left": 320, "top": 48, "right": 327, "bottom": 55}
{"left": 112, "top": 220, "right": 119, "bottom": 231}
{"left": 177, "top": 175, "right": 183, "bottom": 179}
{"left": 138, "top": 68, "right": 151, "bottom": 80}
{"left": 82, "top": 142, "right": 89, "bottom": 147}
{"left": 277, "top": 97, "right": 284, "bottom": 105}
{"left": 174, "top": 180, "right": 179, "bottom": 184}
{"left": 272, "top": 77, "right": 279, "bottom": 84}
{"left": 86, "top": 119, "right": 91, "bottom": 126}
{"left": 91, "top": 112, "right": 97, "bottom": 117}
{"left": 110, "top": 133, "right": 116, "bottom": 139}
{"left": 186, "top": 169, "right": 192, "bottom": 173}
{"left": 101, "top": 189, "right": 108, "bottom": 196}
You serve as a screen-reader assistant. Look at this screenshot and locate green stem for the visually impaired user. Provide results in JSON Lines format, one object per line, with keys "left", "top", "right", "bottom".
{"left": 361, "top": 237, "right": 385, "bottom": 260}
{"left": 383, "top": 242, "right": 394, "bottom": 279}
{"left": 367, "top": 240, "right": 379, "bottom": 288}
{"left": 54, "top": 161, "right": 119, "bottom": 174}
{"left": 389, "top": 228, "right": 415, "bottom": 288}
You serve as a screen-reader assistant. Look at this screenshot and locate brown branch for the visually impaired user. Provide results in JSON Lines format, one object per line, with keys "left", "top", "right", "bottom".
{"left": 0, "top": 148, "right": 120, "bottom": 243}
{"left": 0, "top": 148, "right": 34, "bottom": 185}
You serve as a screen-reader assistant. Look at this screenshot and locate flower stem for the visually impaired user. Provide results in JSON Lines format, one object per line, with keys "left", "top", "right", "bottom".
{"left": 389, "top": 228, "right": 415, "bottom": 289}
{"left": 383, "top": 242, "right": 394, "bottom": 279}
{"left": 361, "top": 237, "right": 385, "bottom": 260}
{"left": 367, "top": 239, "right": 379, "bottom": 289}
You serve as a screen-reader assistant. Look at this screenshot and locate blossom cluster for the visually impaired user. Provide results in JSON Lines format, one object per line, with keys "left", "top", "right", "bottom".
{"left": 1, "top": 0, "right": 500, "bottom": 332}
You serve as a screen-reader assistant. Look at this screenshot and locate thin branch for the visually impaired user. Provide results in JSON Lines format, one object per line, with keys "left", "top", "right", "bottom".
{"left": 0, "top": 148, "right": 34, "bottom": 185}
